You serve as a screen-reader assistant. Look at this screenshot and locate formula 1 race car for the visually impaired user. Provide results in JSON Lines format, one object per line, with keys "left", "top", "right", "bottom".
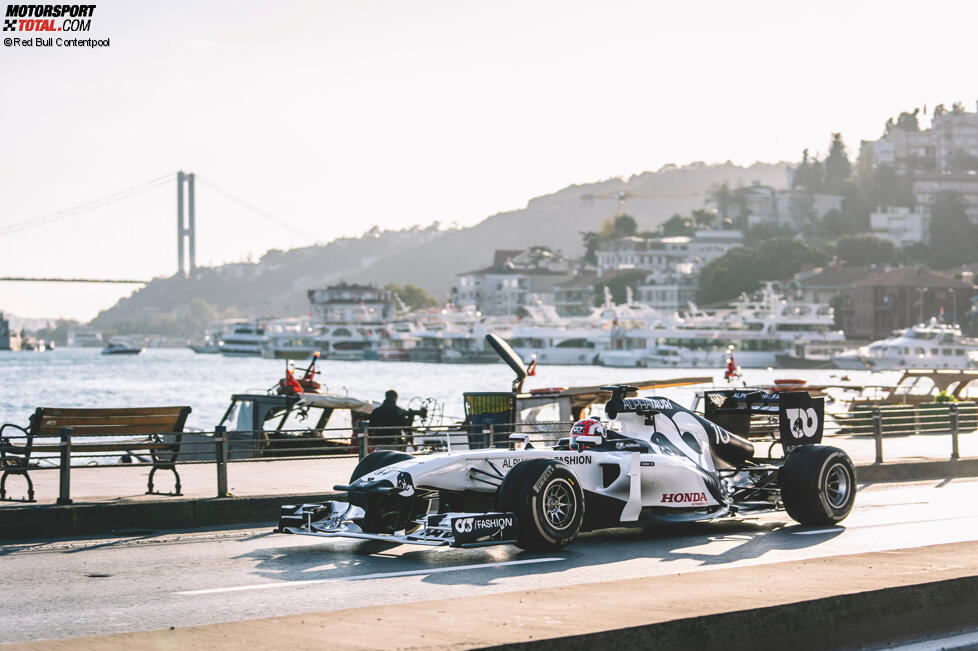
{"left": 277, "top": 338, "right": 856, "bottom": 551}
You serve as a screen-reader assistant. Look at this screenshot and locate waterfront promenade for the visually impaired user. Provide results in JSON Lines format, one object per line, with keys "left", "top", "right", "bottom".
{"left": 1, "top": 429, "right": 974, "bottom": 507}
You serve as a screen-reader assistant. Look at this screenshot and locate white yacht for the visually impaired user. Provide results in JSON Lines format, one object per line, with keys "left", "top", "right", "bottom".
{"left": 218, "top": 321, "right": 267, "bottom": 357}
{"left": 832, "top": 320, "right": 978, "bottom": 370}
{"left": 507, "top": 304, "right": 610, "bottom": 366}
{"left": 260, "top": 319, "right": 321, "bottom": 360}
{"left": 602, "top": 283, "right": 845, "bottom": 369}
{"left": 102, "top": 337, "right": 143, "bottom": 355}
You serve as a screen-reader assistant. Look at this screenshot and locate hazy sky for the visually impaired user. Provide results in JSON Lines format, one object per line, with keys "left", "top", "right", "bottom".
{"left": 2, "top": 0, "right": 976, "bottom": 320}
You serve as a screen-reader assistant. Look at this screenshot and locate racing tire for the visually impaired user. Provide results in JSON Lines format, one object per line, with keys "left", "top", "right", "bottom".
{"left": 348, "top": 451, "right": 417, "bottom": 533}
{"left": 496, "top": 459, "right": 584, "bottom": 551}
{"left": 780, "top": 445, "right": 856, "bottom": 525}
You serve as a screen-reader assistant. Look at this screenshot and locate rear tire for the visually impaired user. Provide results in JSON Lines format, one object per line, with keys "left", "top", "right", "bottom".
{"left": 780, "top": 445, "right": 856, "bottom": 525}
{"left": 497, "top": 459, "right": 584, "bottom": 551}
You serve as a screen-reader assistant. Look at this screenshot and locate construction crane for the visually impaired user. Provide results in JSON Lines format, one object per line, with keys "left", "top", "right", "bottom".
{"left": 580, "top": 188, "right": 705, "bottom": 217}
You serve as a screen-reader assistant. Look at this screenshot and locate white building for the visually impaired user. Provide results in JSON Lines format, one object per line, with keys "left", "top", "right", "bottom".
{"left": 869, "top": 206, "right": 931, "bottom": 246}
{"left": 454, "top": 248, "right": 574, "bottom": 316}
{"left": 912, "top": 172, "right": 978, "bottom": 223}
{"left": 636, "top": 267, "right": 698, "bottom": 312}
{"left": 862, "top": 102, "right": 978, "bottom": 175}
{"left": 933, "top": 105, "right": 978, "bottom": 172}
{"left": 595, "top": 230, "right": 743, "bottom": 275}
{"left": 307, "top": 283, "right": 393, "bottom": 324}
{"left": 741, "top": 184, "right": 844, "bottom": 229}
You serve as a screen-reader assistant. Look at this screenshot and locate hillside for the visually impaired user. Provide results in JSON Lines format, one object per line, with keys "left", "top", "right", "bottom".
{"left": 91, "top": 161, "right": 788, "bottom": 329}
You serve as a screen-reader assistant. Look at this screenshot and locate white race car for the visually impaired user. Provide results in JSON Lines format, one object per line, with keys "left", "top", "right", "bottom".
{"left": 278, "top": 338, "right": 856, "bottom": 551}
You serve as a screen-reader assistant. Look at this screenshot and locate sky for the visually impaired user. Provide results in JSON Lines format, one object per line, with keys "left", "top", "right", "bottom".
{"left": 1, "top": 0, "right": 977, "bottom": 321}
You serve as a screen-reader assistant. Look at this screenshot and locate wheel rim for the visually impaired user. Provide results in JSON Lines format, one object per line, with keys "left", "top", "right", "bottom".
{"left": 824, "top": 462, "right": 850, "bottom": 509}
{"left": 542, "top": 478, "right": 576, "bottom": 530}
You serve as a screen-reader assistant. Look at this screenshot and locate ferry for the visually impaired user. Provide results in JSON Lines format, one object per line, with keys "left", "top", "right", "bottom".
{"left": 218, "top": 321, "right": 267, "bottom": 357}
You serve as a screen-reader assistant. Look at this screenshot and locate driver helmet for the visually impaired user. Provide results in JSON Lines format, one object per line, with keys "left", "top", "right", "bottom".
{"left": 570, "top": 418, "right": 605, "bottom": 450}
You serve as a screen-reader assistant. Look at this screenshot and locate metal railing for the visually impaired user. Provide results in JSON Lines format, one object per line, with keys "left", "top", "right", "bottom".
{"left": 2, "top": 405, "right": 976, "bottom": 504}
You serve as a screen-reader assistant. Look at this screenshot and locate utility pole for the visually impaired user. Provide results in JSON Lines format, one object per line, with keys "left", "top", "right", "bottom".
{"left": 176, "top": 171, "right": 197, "bottom": 278}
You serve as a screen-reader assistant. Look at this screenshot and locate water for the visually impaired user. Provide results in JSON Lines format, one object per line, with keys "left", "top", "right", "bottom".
{"left": 0, "top": 348, "right": 901, "bottom": 430}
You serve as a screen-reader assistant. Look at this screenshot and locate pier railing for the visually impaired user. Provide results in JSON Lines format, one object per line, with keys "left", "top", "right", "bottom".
{"left": 2, "top": 403, "right": 976, "bottom": 504}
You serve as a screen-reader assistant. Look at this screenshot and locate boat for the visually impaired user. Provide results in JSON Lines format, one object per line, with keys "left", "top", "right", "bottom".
{"left": 602, "top": 282, "right": 845, "bottom": 368}
{"left": 775, "top": 338, "right": 859, "bottom": 369}
{"left": 831, "top": 319, "right": 978, "bottom": 370}
{"left": 218, "top": 320, "right": 267, "bottom": 357}
{"left": 260, "top": 319, "right": 321, "bottom": 360}
{"left": 102, "top": 338, "right": 144, "bottom": 355}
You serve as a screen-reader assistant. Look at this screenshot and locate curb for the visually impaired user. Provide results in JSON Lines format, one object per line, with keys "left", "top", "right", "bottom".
{"left": 488, "top": 574, "right": 978, "bottom": 651}
{"left": 1, "top": 492, "right": 341, "bottom": 541}
{"left": 855, "top": 457, "right": 978, "bottom": 482}
{"left": 2, "top": 458, "right": 976, "bottom": 542}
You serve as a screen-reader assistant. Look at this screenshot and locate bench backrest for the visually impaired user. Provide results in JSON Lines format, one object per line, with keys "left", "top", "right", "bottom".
{"left": 33, "top": 406, "right": 192, "bottom": 438}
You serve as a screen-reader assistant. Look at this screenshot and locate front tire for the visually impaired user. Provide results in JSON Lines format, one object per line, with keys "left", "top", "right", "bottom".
{"left": 780, "top": 445, "right": 856, "bottom": 525}
{"left": 497, "top": 459, "right": 584, "bottom": 551}
{"left": 348, "top": 451, "right": 417, "bottom": 533}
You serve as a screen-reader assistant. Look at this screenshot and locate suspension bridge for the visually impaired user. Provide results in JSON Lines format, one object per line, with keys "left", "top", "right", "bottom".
{"left": 0, "top": 171, "right": 318, "bottom": 285}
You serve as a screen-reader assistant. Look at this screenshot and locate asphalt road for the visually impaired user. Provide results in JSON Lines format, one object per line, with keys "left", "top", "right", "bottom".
{"left": 3, "top": 477, "right": 978, "bottom": 645}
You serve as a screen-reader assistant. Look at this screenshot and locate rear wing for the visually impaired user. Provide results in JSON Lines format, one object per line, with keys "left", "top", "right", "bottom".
{"left": 703, "top": 390, "right": 824, "bottom": 447}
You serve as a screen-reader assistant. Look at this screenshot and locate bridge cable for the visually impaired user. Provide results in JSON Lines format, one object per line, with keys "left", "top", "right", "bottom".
{"left": 195, "top": 176, "right": 321, "bottom": 243}
{"left": 0, "top": 173, "right": 174, "bottom": 236}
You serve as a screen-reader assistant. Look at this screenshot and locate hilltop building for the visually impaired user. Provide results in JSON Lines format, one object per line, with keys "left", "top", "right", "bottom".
{"left": 307, "top": 283, "right": 394, "bottom": 323}
{"left": 739, "top": 184, "right": 844, "bottom": 230}
{"left": 862, "top": 102, "right": 978, "bottom": 176}
{"left": 912, "top": 172, "right": 978, "bottom": 223}
{"left": 595, "top": 230, "right": 743, "bottom": 275}
{"left": 869, "top": 206, "right": 931, "bottom": 246}
{"left": 454, "top": 247, "right": 575, "bottom": 316}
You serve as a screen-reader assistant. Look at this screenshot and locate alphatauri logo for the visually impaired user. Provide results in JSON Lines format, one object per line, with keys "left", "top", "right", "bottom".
{"left": 786, "top": 408, "right": 819, "bottom": 438}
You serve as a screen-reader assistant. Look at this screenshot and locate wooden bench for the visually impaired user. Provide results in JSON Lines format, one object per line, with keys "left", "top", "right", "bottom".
{"left": 0, "top": 406, "right": 192, "bottom": 502}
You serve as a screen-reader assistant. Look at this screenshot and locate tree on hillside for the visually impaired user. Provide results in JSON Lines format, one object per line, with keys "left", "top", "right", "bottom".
{"left": 707, "top": 183, "right": 744, "bottom": 220}
{"left": 835, "top": 234, "right": 899, "bottom": 265}
{"left": 697, "top": 239, "right": 828, "bottom": 304}
{"left": 613, "top": 214, "right": 637, "bottom": 237}
{"left": 757, "top": 237, "right": 829, "bottom": 281}
{"left": 951, "top": 149, "right": 978, "bottom": 172}
{"left": 593, "top": 270, "right": 647, "bottom": 306}
{"left": 928, "top": 192, "right": 978, "bottom": 267}
{"left": 386, "top": 284, "right": 439, "bottom": 310}
{"left": 580, "top": 214, "right": 639, "bottom": 264}
{"left": 661, "top": 214, "right": 694, "bottom": 236}
{"left": 793, "top": 149, "right": 824, "bottom": 193}
{"left": 824, "top": 133, "right": 852, "bottom": 194}
{"left": 871, "top": 165, "right": 913, "bottom": 207}
{"left": 898, "top": 110, "right": 921, "bottom": 131}
{"left": 692, "top": 208, "right": 716, "bottom": 229}
{"left": 697, "top": 247, "right": 767, "bottom": 305}
{"left": 581, "top": 231, "right": 601, "bottom": 264}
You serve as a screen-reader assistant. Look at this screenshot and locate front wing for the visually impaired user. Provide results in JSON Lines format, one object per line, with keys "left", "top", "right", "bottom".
{"left": 277, "top": 501, "right": 520, "bottom": 548}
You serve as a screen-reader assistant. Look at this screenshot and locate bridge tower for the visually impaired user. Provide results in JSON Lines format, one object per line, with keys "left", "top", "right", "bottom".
{"left": 176, "top": 171, "right": 197, "bottom": 277}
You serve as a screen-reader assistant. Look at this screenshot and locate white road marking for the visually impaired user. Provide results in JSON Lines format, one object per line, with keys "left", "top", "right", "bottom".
{"left": 175, "top": 557, "right": 565, "bottom": 595}
{"left": 791, "top": 528, "right": 845, "bottom": 535}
